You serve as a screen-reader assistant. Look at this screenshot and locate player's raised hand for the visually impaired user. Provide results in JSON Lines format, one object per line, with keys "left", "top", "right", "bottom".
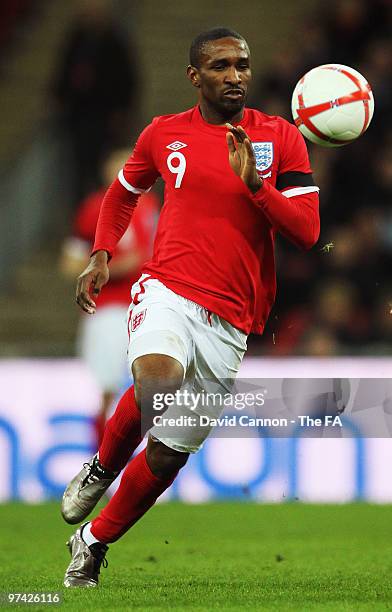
{"left": 75, "top": 250, "right": 110, "bottom": 314}
{"left": 226, "top": 124, "right": 263, "bottom": 194}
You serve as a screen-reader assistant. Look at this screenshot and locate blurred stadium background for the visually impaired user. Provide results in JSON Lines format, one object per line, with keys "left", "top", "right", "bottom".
{"left": 0, "top": 0, "right": 391, "bottom": 504}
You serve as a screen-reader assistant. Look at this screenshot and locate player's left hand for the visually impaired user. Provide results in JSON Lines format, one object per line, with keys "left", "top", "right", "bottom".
{"left": 226, "top": 124, "right": 263, "bottom": 194}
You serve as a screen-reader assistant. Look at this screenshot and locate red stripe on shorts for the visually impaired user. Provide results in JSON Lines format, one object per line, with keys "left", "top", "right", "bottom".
{"left": 132, "top": 275, "right": 152, "bottom": 305}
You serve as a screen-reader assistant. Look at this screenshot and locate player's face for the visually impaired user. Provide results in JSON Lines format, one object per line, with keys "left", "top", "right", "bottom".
{"left": 189, "top": 37, "right": 252, "bottom": 121}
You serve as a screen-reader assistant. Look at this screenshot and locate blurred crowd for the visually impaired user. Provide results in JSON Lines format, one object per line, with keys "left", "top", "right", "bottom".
{"left": 248, "top": 0, "right": 392, "bottom": 356}
{"left": 51, "top": 0, "right": 141, "bottom": 203}
{"left": 0, "top": 1, "right": 32, "bottom": 52}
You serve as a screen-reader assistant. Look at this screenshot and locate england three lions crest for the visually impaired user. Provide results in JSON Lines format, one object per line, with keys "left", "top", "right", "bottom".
{"left": 252, "top": 142, "right": 274, "bottom": 174}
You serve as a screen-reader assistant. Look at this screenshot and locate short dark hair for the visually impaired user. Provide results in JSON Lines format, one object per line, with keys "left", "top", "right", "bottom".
{"left": 189, "top": 27, "right": 247, "bottom": 68}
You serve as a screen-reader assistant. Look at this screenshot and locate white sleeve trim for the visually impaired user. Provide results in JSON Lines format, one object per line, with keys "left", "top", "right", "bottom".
{"left": 118, "top": 169, "right": 151, "bottom": 194}
{"left": 281, "top": 185, "right": 320, "bottom": 198}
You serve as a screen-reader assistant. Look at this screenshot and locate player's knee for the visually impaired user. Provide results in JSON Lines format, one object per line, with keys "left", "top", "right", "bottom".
{"left": 132, "top": 354, "right": 184, "bottom": 410}
{"left": 146, "top": 436, "right": 189, "bottom": 479}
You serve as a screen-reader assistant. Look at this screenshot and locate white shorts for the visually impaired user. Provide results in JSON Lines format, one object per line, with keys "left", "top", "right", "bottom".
{"left": 127, "top": 275, "right": 247, "bottom": 453}
{"left": 78, "top": 305, "right": 129, "bottom": 393}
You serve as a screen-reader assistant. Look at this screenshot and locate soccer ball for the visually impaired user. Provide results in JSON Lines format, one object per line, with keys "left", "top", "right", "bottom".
{"left": 291, "top": 63, "right": 374, "bottom": 147}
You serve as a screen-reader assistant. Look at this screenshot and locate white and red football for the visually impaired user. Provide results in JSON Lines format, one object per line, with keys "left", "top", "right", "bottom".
{"left": 291, "top": 63, "right": 374, "bottom": 147}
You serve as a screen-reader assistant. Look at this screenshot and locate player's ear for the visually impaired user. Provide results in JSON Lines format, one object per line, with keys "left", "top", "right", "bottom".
{"left": 187, "top": 65, "right": 201, "bottom": 88}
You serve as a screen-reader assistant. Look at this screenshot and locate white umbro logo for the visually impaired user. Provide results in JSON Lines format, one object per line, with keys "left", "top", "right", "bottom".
{"left": 166, "top": 141, "right": 187, "bottom": 151}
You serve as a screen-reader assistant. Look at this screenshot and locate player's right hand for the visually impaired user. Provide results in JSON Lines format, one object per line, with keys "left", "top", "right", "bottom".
{"left": 75, "top": 250, "right": 110, "bottom": 314}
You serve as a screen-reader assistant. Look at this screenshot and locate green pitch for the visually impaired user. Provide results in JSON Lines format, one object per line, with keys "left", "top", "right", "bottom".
{"left": 0, "top": 502, "right": 391, "bottom": 611}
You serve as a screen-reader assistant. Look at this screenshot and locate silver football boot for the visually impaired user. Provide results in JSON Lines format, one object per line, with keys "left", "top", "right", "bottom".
{"left": 63, "top": 524, "right": 108, "bottom": 587}
{"left": 61, "top": 454, "right": 119, "bottom": 524}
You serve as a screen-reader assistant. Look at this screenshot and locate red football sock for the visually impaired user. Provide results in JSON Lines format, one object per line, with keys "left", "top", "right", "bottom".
{"left": 93, "top": 413, "right": 106, "bottom": 451}
{"left": 98, "top": 386, "right": 142, "bottom": 472}
{"left": 90, "top": 448, "right": 176, "bottom": 543}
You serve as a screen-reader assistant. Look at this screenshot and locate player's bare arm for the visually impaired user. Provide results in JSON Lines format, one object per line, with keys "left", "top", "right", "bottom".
{"left": 76, "top": 250, "right": 110, "bottom": 314}
{"left": 226, "top": 123, "right": 263, "bottom": 194}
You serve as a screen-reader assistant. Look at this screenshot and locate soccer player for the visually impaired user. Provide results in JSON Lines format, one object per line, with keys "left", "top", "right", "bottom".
{"left": 62, "top": 27, "right": 320, "bottom": 587}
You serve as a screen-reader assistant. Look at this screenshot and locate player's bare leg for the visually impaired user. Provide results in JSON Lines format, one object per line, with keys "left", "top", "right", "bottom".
{"left": 145, "top": 435, "right": 189, "bottom": 479}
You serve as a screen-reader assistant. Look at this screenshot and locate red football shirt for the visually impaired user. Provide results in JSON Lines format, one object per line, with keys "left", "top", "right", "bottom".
{"left": 94, "top": 106, "right": 320, "bottom": 333}
{"left": 75, "top": 188, "right": 158, "bottom": 306}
